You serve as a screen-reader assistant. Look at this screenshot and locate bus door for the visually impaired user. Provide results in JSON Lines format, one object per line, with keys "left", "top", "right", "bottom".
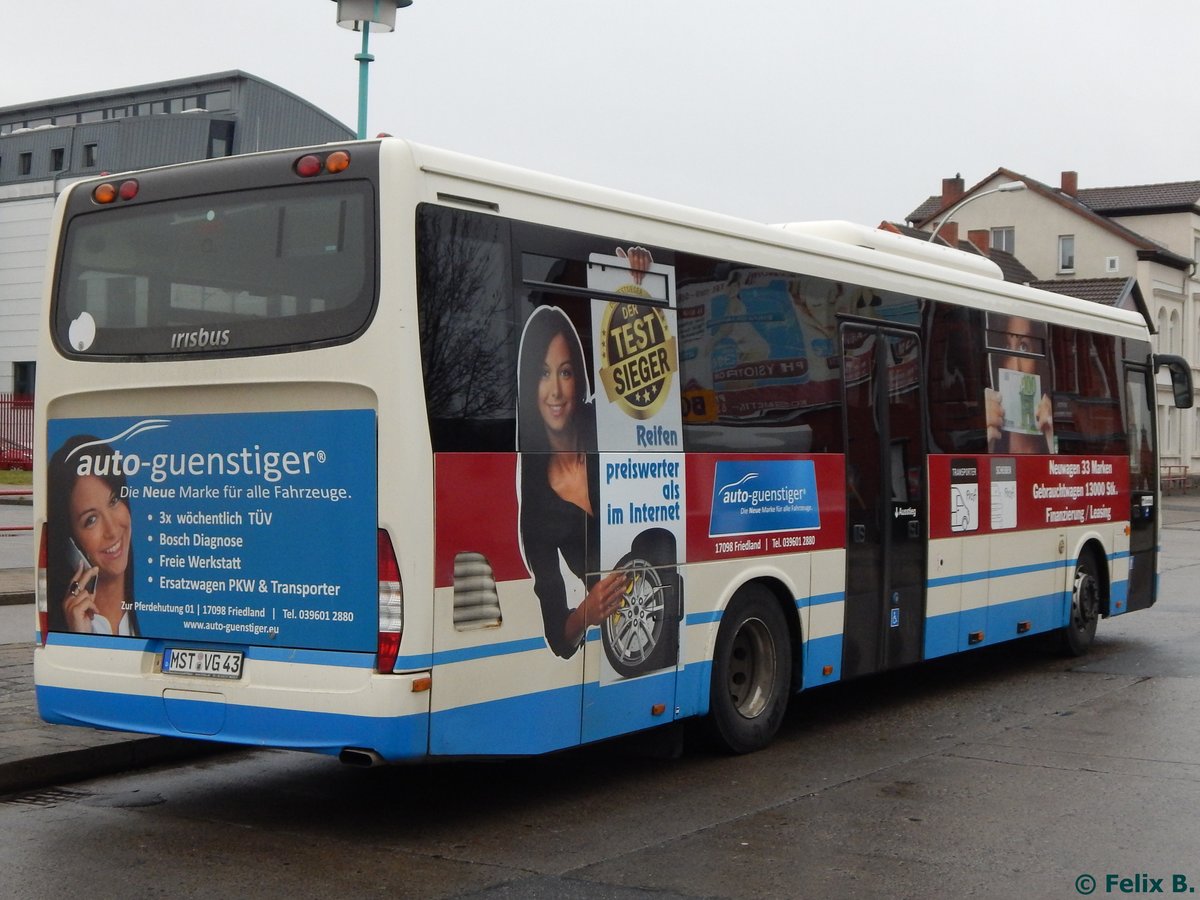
{"left": 840, "top": 323, "right": 927, "bottom": 677}
{"left": 1124, "top": 364, "right": 1157, "bottom": 611}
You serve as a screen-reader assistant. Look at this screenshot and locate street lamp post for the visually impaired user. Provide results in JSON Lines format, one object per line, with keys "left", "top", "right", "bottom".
{"left": 927, "top": 180, "right": 1026, "bottom": 243}
{"left": 331, "top": 0, "right": 413, "bottom": 140}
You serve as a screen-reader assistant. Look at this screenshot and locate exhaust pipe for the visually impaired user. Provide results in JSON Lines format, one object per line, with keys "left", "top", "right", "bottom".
{"left": 339, "top": 747, "right": 385, "bottom": 768}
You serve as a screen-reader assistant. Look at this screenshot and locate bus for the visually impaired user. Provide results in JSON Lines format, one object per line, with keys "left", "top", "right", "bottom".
{"left": 33, "top": 139, "right": 1193, "bottom": 762}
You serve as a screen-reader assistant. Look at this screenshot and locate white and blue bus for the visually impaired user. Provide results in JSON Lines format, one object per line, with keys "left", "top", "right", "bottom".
{"left": 33, "top": 139, "right": 1192, "bottom": 762}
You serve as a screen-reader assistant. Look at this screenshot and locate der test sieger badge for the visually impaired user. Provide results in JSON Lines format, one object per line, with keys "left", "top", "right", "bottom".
{"left": 598, "top": 300, "right": 678, "bottom": 419}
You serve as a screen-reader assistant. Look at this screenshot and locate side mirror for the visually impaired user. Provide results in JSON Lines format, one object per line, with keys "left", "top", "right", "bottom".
{"left": 1154, "top": 354, "right": 1194, "bottom": 409}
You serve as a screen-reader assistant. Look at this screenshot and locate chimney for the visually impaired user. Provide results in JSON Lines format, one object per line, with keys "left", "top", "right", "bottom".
{"left": 941, "top": 174, "right": 965, "bottom": 207}
{"left": 968, "top": 229, "right": 991, "bottom": 254}
{"left": 937, "top": 222, "right": 959, "bottom": 248}
{"left": 1061, "top": 170, "right": 1078, "bottom": 197}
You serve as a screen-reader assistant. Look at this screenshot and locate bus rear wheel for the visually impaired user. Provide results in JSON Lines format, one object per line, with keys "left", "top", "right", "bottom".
{"left": 706, "top": 586, "right": 791, "bottom": 754}
{"left": 1059, "top": 553, "right": 1101, "bottom": 656}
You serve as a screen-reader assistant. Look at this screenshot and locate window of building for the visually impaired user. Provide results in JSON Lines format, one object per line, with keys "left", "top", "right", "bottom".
{"left": 18, "top": 152, "right": 31, "bottom": 176}
{"left": 12, "top": 362, "right": 34, "bottom": 398}
{"left": 207, "top": 120, "right": 235, "bottom": 159}
{"left": 990, "top": 227, "right": 1014, "bottom": 254}
{"left": 1058, "top": 235, "right": 1075, "bottom": 272}
{"left": 50, "top": 148, "right": 65, "bottom": 171}
{"left": 1163, "top": 405, "right": 1178, "bottom": 456}
{"left": 78, "top": 110, "right": 103, "bottom": 124}
{"left": 205, "top": 90, "right": 232, "bottom": 110}
{"left": 151, "top": 100, "right": 172, "bottom": 115}
{"left": 27, "top": 117, "right": 51, "bottom": 128}
{"left": 83, "top": 143, "right": 98, "bottom": 168}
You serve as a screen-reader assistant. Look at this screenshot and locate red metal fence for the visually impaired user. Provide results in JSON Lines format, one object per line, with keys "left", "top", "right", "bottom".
{"left": 0, "top": 394, "right": 33, "bottom": 451}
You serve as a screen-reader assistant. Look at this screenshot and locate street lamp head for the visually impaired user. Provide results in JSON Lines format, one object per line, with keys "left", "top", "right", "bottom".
{"left": 927, "top": 180, "right": 1027, "bottom": 242}
{"left": 333, "top": 0, "right": 412, "bottom": 33}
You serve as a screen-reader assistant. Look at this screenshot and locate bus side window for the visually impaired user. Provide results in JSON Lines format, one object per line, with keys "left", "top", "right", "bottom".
{"left": 416, "top": 205, "right": 517, "bottom": 452}
{"left": 1050, "top": 327, "right": 1126, "bottom": 455}
{"left": 926, "top": 304, "right": 986, "bottom": 453}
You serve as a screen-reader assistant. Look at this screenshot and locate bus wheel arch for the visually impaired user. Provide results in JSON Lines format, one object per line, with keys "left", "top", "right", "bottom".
{"left": 1059, "top": 543, "right": 1105, "bottom": 657}
{"left": 705, "top": 580, "right": 797, "bottom": 754}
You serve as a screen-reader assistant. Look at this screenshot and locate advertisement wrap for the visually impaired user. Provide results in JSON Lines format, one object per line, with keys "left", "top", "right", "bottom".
{"left": 927, "top": 454, "right": 1129, "bottom": 539}
{"left": 46, "top": 409, "right": 377, "bottom": 651}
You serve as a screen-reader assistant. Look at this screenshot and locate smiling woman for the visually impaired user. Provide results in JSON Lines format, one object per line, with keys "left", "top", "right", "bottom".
{"left": 46, "top": 435, "right": 139, "bottom": 637}
{"left": 516, "top": 306, "right": 628, "bottom": 659}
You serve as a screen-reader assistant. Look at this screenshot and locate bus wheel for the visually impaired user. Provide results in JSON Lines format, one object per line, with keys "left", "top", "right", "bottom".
{"left": 706, "top": 586, "right": 791, "bottom": 754}
{"left": 1059, "top": 553, "right": 1101, "bottom": 656}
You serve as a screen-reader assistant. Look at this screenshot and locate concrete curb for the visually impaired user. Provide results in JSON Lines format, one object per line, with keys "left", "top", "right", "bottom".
{"left": 0, "top": 736, "right": 234, "bottom": 796}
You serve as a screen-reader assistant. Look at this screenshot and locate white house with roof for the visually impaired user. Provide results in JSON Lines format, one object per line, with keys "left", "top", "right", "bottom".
{"left": 907, "top": 170, "right": 1200, "bottom": 470}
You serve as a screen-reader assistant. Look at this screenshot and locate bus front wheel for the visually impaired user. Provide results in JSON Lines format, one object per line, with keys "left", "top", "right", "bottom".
{"left": 1059, "top": 553, "right": 1101, "bottom": 656}
{"left": 706, "top": 586, "right": 791, "bottom": 754}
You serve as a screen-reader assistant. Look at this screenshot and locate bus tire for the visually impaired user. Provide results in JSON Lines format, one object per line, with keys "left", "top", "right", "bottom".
{"left": 706, "top": 585, "right": 791, "bottom": 754}
{"left": 602, "top": 528, "right": 680, "bottom": 678}
{"left": 1059, "top": 552, "right": 1101, "bottom": 656}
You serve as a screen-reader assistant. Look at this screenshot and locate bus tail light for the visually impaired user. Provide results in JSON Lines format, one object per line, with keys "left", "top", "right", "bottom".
{"left": 325, "top": 150, "right": 351, "bottom": 174}
{"left": 36, "top": 525, "right": 48, "bottom": 645}
{"left": 293, "top": 150, "right": 352, "bottom": 178}
{"left": 92, "top": 180, "right": 139, "bottom": 204}
{"left": 294, "top": 155, "right": 323, "bottom": 178}
{"left": 377, "top": 529, "right": 403, "bottom": 674}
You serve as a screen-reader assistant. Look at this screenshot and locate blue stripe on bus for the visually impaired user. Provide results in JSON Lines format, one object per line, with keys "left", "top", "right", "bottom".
{"left": 927, "top": 558, "right": 1070, "bottom": 589}
{"left": 430, "top": 683, "right": 583, "bottom": 755}
{"left": 583, "top": 669, "right": 679, "bottom": 743}
{"left": 685, "top": 590, "right": 843, "bottom": 629}
{"left": 927, "top": 550, "right": 1130, "bottom": 590}
{"left": 802, "top": 632, "right": 843, "bottom": 685}
{"left": 431, "top": 637, "right": 547, "bottom": 666}
{"left": 798, "top": 591, "right": 844, "bottom": 608}
{"left": 924, "top": 592, "right": 1060, "bottom": 658}
{"left": 1109, "top": 577, "right": 1130, "bottom": 615}
{"left": 36, "top": 684, "right": 428, "bottom": 760}
{"left": 920, "top": 579, "right": 1141, "bottom": 658}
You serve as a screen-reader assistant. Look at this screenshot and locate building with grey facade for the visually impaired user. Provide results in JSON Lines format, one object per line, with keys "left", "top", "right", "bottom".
{"left": 0, "top": 71, "right": 354, "bottom": 395}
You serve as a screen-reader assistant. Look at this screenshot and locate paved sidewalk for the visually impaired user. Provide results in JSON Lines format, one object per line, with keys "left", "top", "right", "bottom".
{"left": 2, "top": 492, "right": 1199, "bottom": 797}
{"left": 0, "top": 572, "right": 225, "bottom": 797}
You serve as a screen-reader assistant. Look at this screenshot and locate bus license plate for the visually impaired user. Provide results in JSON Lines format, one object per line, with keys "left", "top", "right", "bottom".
{"left": 162, "top": 648, "right": 243, "bottom": 679}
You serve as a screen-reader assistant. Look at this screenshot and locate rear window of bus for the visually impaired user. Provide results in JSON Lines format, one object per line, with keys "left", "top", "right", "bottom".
{"left": 53, "top": 181, "right": 376, "bottom": 358}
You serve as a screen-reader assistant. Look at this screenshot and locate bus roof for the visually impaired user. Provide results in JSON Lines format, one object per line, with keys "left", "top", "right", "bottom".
{"left": 399, "top": 139, "right": 1149, "bottom": 340}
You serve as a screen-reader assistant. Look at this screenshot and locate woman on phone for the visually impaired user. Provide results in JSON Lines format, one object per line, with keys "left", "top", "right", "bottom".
{"left": 517, "top": 306, "right": 626, "bottom": 659}
{"left": 47, "top": 435, "right": 139, "bottom": 636}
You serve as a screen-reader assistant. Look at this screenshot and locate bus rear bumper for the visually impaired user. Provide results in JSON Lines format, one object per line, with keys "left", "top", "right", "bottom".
{"left": 34, "top": 641, "right": 431, "bottom": 761}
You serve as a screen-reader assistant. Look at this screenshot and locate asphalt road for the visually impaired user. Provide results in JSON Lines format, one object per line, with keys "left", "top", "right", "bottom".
{"left": 1, "top": 523, "right": 1197, "bottom": 898}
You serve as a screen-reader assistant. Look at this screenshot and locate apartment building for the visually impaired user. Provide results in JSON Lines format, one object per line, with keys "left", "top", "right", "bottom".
{"left": 908, "top": 170, "right": 1199, "bottom": 466}
{"left": 0, "top": 71, "right": 353, "bottom": 395}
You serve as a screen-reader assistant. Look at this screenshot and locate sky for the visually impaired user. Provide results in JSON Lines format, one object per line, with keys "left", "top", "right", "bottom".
{"left": 5, "top": 0, "right": 1200, "bottom": 226}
